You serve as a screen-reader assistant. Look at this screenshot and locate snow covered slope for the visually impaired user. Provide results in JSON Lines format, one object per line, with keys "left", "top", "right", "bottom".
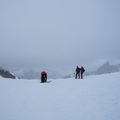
{"left": 0, "top": 72, "right": 120, "bottom": 120}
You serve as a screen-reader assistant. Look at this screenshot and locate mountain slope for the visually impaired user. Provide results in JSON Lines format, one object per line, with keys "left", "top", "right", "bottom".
{"left": 0, "top": 69, "right": 16, "bottom": 79}
{"left": 0, "top": 72, "right": 120, "bottom": 120}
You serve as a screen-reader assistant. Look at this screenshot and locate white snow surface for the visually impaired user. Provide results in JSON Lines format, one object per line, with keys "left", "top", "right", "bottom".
{"left": 0, "top": 72, "right": 120, "bottom": 120}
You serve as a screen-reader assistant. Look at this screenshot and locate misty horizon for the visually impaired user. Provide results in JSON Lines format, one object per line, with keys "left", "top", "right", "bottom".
{"left": 0, "top": 0, "right": 120, "bottom": 73}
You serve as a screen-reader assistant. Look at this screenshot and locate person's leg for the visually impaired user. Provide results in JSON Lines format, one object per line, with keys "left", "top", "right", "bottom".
{"left": 43, "top": 76, "right": 46, "bottom": 82}
{"left": 78, "top": 73, "right": 80, "bottom": 79}
{"left": 41, "top": 77, "right": 44, "bottom": 83}
{"left": 81, "top": 72, "right": 83, "bottom": 79}
{"left": 75, "top": 73, "right": 78, "bottom": 79}
{"left": 44, "top": 77, "right": 47, "bottom": 82}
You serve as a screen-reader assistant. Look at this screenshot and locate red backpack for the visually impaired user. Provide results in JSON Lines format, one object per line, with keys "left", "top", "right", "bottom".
{"left": 41, "top": 71, "right": 47, "bottom": 77}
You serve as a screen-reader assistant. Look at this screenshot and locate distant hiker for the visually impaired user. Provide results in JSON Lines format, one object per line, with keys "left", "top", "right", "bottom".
{"left": 41, "top": 71, "right": 47, "bottom": 83}
{"left": 75, "top": 66, "right": 81, "bottom": 79}
{"left": 80, "top": 66, "right": 85, "bottom": 79}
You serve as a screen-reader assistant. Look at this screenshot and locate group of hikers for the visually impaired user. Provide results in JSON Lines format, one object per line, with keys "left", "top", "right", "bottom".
{"left": 75, "top": 66, "right": 85, "bottom": 79}
{"left": 40, "top": 66, "right": 85, "bottom": 83}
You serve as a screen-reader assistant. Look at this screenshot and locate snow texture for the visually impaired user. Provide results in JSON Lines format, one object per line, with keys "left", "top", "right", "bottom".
{"left": 0, "top": 72, "right": 120, "bottom": 120}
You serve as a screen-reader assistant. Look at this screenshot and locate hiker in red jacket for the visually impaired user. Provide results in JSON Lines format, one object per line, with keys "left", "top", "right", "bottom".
{"left": 41, "top": 71, "right": 47, "bottom": 83}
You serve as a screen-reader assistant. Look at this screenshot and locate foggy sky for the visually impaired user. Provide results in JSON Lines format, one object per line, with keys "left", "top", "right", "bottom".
{"left": 0, "top": 0, "right": 120, "bottom": 72}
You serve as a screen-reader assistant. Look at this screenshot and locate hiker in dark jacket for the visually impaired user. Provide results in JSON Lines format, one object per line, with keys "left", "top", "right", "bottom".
{"left": 75, "top": 66, "right": 81, "bottom": 79}
{"left": 41, "top": 71, "right": 47, "bottom": 83}
{"left": 80, "top": 66, "right": 85, "bottom": 79}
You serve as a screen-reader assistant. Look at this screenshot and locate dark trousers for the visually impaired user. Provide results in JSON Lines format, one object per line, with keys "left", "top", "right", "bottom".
{"left": 75, "top": 73, "right": 80, "bottom": 79}
{"left": 81, "top": 72, "right": 84, "bottom": 79}
{"left": 41, "top": 77, "right": 47, "bottom": 83}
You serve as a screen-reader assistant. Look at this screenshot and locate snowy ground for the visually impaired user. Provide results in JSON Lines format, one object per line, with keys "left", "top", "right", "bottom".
{"left": 0, "top": 72, "right": 120, "bottom": 120}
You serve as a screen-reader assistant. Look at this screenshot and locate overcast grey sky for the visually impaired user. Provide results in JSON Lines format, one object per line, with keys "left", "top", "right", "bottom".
{"left": 0, "top": 0, "right": 120, "bottom": 72}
